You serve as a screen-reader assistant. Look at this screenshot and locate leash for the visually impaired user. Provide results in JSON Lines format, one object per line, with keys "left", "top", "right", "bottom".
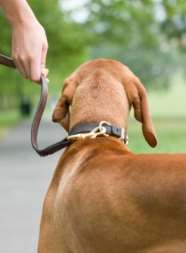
{"left": 0, "top": 54, "right": 128, "bottom": 157}
{"left": 0, "top": 54, "right": 71, "bottom": 156}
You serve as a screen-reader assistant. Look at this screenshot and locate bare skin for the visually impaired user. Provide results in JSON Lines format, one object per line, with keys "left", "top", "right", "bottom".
{"left": 38, "top": 59, "right": 186, "bottom": 253}
{"left": 0, "top": 0, "right": 48, "bottom": 82}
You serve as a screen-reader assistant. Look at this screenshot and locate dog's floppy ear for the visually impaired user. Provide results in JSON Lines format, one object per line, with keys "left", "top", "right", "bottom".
{"left": 52, "top": 78, "right": 77, "bottom": 131}
{"left": 131, "top": 79, "right": 157, "bottom": 147}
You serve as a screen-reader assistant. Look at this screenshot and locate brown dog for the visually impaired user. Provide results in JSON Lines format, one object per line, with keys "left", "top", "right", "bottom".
{"left": 38, "top": 59, "right": 186, "bottom": 253}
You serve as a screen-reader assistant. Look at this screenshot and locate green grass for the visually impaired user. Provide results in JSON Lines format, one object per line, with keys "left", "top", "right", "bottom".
{"left": 128, "top": 78, "right": 186, "bottom": 153}
{"left": 149, "top": 78, "right": 186, "bottom": 118}
{"left": 0, "top": 110, "right": 20, "bottom": 138}
{"left": 128, "top": 118, "right": 186, "bottom": 153}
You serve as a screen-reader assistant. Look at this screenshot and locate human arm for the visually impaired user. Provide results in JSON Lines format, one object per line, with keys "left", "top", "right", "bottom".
{"left": 0, "top": 0, "right": 48, "bottom": 82}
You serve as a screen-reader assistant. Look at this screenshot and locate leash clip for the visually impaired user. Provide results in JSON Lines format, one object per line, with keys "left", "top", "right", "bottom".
{"left": 90, "top": 121, "right": 110, "bottom": 138}
{"left": 67, "top": 121, "right": 110, "bottom": 141}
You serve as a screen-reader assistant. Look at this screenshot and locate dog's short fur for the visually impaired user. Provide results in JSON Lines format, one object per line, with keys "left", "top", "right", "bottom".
{"left": 38, "top": 59, "right": 186, "bottom": 253}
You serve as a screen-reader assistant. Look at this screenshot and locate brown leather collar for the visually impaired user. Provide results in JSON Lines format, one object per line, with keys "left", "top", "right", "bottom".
{"left": 69, "top": 122, "right": 128, "bottom": 144}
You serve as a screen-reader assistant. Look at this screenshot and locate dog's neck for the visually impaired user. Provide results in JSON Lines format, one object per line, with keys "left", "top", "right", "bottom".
{"left": 69, "top": 70, "right": 129, "bottom": 131}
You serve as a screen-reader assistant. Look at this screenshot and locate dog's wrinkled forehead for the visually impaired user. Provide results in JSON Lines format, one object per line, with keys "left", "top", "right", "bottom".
{"left": 62, "top": 59, "right": 138, "bottom": 106}
{"left": 66, "top": 59, "right": 134, "bottom": 85}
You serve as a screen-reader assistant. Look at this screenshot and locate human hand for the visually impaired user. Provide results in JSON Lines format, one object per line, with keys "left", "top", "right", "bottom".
{"left": 11, "top": 19, "right": 48, "bottom": 83}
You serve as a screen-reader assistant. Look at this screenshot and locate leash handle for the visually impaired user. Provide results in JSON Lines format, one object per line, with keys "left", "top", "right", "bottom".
{"left": 0, "top": 54, "right": 70, "bottom": 157}
{"left": 0, "top": 54, "right": 16, "bottom": 69}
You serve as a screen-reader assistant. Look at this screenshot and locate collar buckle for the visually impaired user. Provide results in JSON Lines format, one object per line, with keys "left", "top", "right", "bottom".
{"left": 67, "top": 121, "right": 129, "bottom": 144}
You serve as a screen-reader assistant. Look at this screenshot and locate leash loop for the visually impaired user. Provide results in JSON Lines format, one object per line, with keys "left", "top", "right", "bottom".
{"left": 0, "top": 54, "right": 71, "bottom": 156}
{"left": 31, "top": 75, "right": 48, "bottom": 154}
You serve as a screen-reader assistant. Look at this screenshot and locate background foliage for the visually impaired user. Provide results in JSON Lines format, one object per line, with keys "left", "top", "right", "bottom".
{"left": 0, "top": 0, "right": 186, "bottom": 108}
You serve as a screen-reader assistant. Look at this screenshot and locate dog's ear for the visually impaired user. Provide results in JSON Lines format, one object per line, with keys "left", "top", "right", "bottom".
{"left": 52, "top": 78, "right": 77, "bottom": 131}
{"left": 131, "top": 79, "right": 157, "bottom": 147}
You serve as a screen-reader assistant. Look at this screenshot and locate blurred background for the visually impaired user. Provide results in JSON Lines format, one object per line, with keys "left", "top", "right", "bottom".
{"left": 0, "top": 0, "right": 186, "bottom": 252}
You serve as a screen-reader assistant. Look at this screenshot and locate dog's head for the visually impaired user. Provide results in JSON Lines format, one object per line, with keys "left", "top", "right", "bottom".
{"left": 52, "top": 59, "right": 157, "bottom": 148}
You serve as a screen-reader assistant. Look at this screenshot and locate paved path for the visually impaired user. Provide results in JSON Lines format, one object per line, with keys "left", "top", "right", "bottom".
{"left": 0, "top": 120, "right": 66, "bottom": 253}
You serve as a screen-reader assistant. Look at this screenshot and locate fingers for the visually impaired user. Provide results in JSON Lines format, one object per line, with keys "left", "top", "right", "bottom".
{"left": 29, "top": 54, "right": 48, "bottom": 83}
{"left": 30, "top": 54, "right": 42, "bottom": 83}
{"left": 13, "top": 55, "right": 48, "bottom": 84}
{"left": 11, "top": 24, "right": 48, "bottom": 83}
{"left": 13, "top": 47, "right": 48, "bottom": 84}
{"left": 13, "top": 53, "right": 29, "bottom": 79}
{"left": 13, "top": 54, "right": 40, "bottom": 83}
{"left": 28, "top": 41, "right": 48, "bottom": 83}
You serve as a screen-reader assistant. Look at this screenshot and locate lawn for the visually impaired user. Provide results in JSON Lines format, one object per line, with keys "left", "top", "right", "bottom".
{"left": 128, "top": 118, "right": 186, "bottom": 153}
{"left": 128, "top": 80, "right": 186, "bottom": 153}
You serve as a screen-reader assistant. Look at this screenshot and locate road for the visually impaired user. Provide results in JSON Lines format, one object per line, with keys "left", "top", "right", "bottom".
{"left": 0, "top": 120, "right": 66, "bottom": 253}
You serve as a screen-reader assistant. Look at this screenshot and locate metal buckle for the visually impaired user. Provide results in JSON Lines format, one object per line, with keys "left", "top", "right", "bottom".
{"left": 120, "top": 128, "right": 129, "bottom": 144}
{"left": 67, "top": 121, "right": 129, "bottom": 145}
{"left": 90, "top": 121, "right": 110, "bottom": 136}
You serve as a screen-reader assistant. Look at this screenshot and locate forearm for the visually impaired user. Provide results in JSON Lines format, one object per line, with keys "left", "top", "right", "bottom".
{"left": 0, "top": 0, "right": 37, "bottom": 26}
{"left": 0, "top": 0, "right": 48, "bottom": 82}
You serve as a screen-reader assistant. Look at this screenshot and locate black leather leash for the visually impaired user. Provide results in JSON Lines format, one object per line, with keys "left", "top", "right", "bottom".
{"left": 0, "top": 54, "right": 128, "bottom": 157}
{"left": 0, "top": 54, "right": 71, "bottom": 156}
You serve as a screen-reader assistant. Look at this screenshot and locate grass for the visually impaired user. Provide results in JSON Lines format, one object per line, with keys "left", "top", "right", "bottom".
{"left": 149, "top": 82, "right": 186, "bottom": 118}
{"left": 128, "top": 118, "right": 186, "bottom": 153}
{"left": 128, "top": 79, "right": 186, "bottom": 153}
{"left": 0, "top": 110, "right": 20, "bottom": 138}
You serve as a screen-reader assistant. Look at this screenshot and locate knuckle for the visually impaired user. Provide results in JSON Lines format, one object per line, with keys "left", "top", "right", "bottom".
{"left": 19, "top": 54, "right": 34, "bottom": 63}
{"left": 19, "top": 54, "right": 26, "bottom": 62}
{"left": 31, "top": 74, "right": 40, "bottom": 83}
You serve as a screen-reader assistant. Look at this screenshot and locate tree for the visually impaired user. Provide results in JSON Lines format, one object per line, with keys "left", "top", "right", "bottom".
{"left": 161, "top": 0, "right": 186, "bottom": 49}
{"left": 0, "top": 0, "right": 90, "bottom": 109}
{"left": 82, "top": 0, "right": 181, "bottom": 89}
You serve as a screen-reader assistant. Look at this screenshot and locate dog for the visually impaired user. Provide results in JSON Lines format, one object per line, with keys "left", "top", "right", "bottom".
{"left": 37, "top": 59, "right": 186, "bottom": 253}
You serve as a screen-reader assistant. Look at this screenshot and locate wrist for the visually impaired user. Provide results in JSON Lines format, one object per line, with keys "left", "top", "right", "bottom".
{"left": 2, "top": 0, "right": 37, "bottom": 27}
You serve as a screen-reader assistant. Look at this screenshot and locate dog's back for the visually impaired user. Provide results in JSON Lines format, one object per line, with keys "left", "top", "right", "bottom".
{"left": 38, "top": 137, "right": 186, "bottom": 253}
